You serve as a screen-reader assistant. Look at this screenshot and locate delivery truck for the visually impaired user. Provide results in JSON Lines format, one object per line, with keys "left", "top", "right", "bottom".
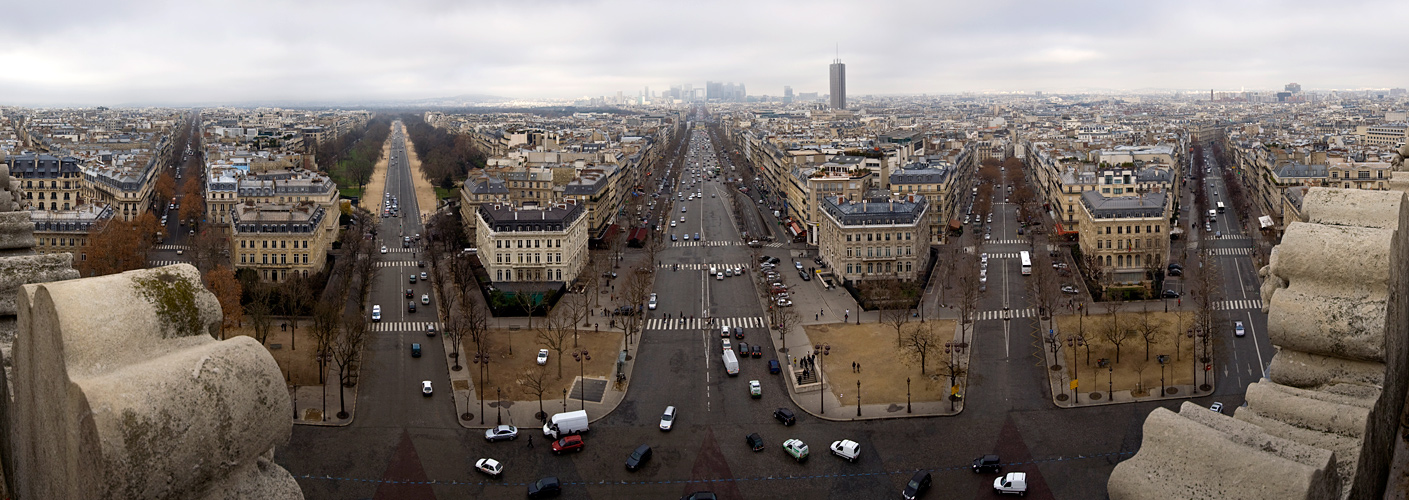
{"left": 722, "top": 349, "right": 740, "bottom": 376}
{"left": 542, "top": 409, "right": 590, "bottom": 438}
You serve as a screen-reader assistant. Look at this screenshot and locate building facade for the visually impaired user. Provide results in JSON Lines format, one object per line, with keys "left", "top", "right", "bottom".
{"left": 7, "top": 154, "right": 84, "bottom": 211}
{"left": 1075, "top": 191, "right": 1170, "bottom": 283}
{"left": 829, "top": 60, "right": 846, "bottom": 110}
{"left": 476, "top": 202, "right": 588, "bottom": 284}
{"left": 229, "top": 201, "right": 334, "bottom": 282}
{"left": 30, "top": 203, "right": 113, "bottom": 261}
{"left": 817, "top": 195, "right": 929, "bottom": 284}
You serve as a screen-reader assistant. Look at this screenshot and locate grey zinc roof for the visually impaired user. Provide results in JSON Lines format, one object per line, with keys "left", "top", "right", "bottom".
{"left": 471, "top": 178, "right": 509, "bottom": 194}
{"left": 1274, "top": 163, "right": 1327, "bottom": 178}
{"left": 890, "top": 167, "right": 948, "bottom": 184}
{"left": 1134, "top": 167, "right": 1172, "bottom": 183}
{"left": 821, "top": 196, "right": 927, "bottom": 226}
{"left": 1080, "top": 191, "right": 1166, "bottom": 219}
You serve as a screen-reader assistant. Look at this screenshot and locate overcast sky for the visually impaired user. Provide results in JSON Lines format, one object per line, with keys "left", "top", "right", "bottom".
{"left": 0, "top": 0, "right": 1403, "bottom": 106}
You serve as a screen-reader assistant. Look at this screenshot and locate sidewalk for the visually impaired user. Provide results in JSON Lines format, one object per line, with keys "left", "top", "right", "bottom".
{"left": 1038, "top": 312, "right": 1215, "bottom": 408}
{"left": 290, "top": 365, "right": 358, "bottom": 426}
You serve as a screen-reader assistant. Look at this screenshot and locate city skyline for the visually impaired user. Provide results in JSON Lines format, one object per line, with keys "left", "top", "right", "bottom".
{"left": 0, "top": 0, "right": 1405, "bottom": 106}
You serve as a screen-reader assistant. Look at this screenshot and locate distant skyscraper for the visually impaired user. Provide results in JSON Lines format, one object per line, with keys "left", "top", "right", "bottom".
{"left": 783, "top": 86, "right": 794, "bottom": 104}
{"left": 829, "top": 58, "right": 846, "bottom": 109}
{"left": 1285, "top": 82, "right": 1302, "bottom": 93}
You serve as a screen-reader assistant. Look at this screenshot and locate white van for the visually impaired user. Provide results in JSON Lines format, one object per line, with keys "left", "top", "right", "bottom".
{"left": 722, "top": 350, "right": 740, "bottom": 376}
{"left": 542, "top": 410, "right": 589, "bottom": 438}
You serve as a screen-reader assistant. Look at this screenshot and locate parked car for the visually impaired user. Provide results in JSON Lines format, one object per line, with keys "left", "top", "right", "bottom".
{"left": 746, "top": 432, "right": 765, "bottom": 451}
{"left": 782, "top": 439, "right": 809, "bottom": 462}
{"left": 829, "top": 439, "right": 860, "bottom": 462}
{"left": 972, "top": 454, "right": 1001, "bottom": 473}
{"left": 660, "top": 406, "right": 677, "bottom": 431}
{"left": 902, "top": 471, "right": 932, "bottom": 499}
{"left": 537, "top": 349, "right": 550, "bottom": 365}
{"left": 773, "top": 408, "right": 796, "bottom": 426}
{"left": 474, "top": 458, "right": 503, "bottom": 477}
{"left": 1168, "top": 268, "right": 1183, "bottom": 276}
{"left": 527, "top": 477, "right": 561, "bottom": 499}
{"left": 1061, "top": 285, "right": 1079, "bottom": 294}
{"left": 551, "top": 435, "right": 585, "bottom": 454}
{"left": 1162, "top": 290, "right": 1181, "bottom": 298}
{"left": 422, "top": 293, "right": 430, "bottom": 304}
{"left": 484, "top": 424, "right": 518, "bottom": 442}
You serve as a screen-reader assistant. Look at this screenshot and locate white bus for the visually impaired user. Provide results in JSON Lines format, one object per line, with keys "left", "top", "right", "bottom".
{"left": 1216, "top": 201, "right": 1226, "bottom": 213}
{"left": 1020, "top": 251, "right": 1032, "bottom": 276}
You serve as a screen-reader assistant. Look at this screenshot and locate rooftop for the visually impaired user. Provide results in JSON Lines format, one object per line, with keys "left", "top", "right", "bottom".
{"left": 1080, "top": 191, "right": 1167, "bottom": 219}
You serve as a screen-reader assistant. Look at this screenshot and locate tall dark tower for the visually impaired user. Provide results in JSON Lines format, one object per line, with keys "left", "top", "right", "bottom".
{"left": 829, "top": 54, "right": 846, "bottom": 110}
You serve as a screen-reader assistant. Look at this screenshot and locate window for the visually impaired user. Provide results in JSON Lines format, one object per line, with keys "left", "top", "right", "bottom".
{"left": 846, "top": 248, "right": 852, "bottom": 257}
{"left": 846, "top": 234, "right": 852, "bottom": 242}
{"left": 1097, "top": 240, "right": 1103, "bottom": 249}
{"left": 1117, "top": 226, "right": 1122, "bottom": 234}
{"left": 1105, "top": 227, "right": 1111, "bottom": 235}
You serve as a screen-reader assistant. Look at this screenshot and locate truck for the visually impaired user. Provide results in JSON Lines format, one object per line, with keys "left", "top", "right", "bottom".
{"left": 542, "top": 410, "right": 589, "bottom": 439}
{"left": 722, "top": 349, "right": 739, "bottom": 376}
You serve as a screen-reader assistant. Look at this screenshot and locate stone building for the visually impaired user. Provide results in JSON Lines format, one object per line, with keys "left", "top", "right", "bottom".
{"left": 816, "top": 194, "right": 930, "bottom": 283}
{"left": 475, "top": 202, "right": 588, "bottom": 284}
{"left": 888, "top": 162, "right": 958, "bottom": 242}
{"left": 204, "top": 165, "right": 242, "bottom": 227}
{"left": 1074, "top": 191, "right": 1169, "bottom": 283}
{"left": 229, "top": 201, "right": 333, "bottom": 282}
{"left": 29, "top": 203, "right": 114, "bottom": 261}
{"left": 6, "top": 154, "right": 84, "bottom": 210}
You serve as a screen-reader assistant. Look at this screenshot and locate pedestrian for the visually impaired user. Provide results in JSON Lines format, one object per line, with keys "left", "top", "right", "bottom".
{"left": 527, "top": 434, "right": 534, "bottom": 448}
{"left": 816, "top": 314, "right": 819, "bottom": 321}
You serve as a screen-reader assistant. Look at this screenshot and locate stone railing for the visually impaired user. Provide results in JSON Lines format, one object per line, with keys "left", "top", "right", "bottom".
{"left": 1108, "top": 188, "right": 1409, "bottom": 500}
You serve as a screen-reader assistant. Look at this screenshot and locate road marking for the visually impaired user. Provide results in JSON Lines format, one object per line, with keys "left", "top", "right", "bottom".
{"left": 1213, "top": 299, "right": 1262, "bottom": 311}
{"left": 1246, "top": 310, "right": 1267, "bottom": 379}
{"left": 645, "top": 316, "right": 766, "bottom": 331}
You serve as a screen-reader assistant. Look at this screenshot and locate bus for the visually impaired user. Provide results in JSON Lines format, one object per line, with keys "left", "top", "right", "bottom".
{"left": 1020, "top": 251, "right": 1032, "bottom": 276}
{"left": 1216, "top": 201, "right": 1226, "bottom": 213}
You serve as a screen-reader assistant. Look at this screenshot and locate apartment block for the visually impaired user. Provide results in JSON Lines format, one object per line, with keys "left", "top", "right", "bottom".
{"left": 229, "top": 201, "right": 334, "bottom": 282}
{"left": 817, "top": 194, "right": 930, "bottom": 284}
{"left": 1075, "top": 191, "right": 1169, "bottom": 283}
{"left": 475, "top": 202, "right": 588, "bottom": 284}
{"left": 30, "top": 203, "right": 113, "bottom": 261}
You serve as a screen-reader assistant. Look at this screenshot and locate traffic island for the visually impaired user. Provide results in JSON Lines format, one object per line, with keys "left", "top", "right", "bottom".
{"left": 232, "top": 321, "right": 359, "bottom": 426}
{"left": 1041, "top": 309, "right": 1211, "bottom": 407}
{"left": 787, "top": 320, "right": 966, "bottom": 420}
{"left": 454, "top": 327, "right": 624, "bottom": 427}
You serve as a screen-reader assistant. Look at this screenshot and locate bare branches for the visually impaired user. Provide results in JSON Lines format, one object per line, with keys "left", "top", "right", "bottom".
{"left": 901, "top": 322, "right": 940, "bottom": 374}
{"left": 537, "top": 315, "right": 572, "bottom": 379}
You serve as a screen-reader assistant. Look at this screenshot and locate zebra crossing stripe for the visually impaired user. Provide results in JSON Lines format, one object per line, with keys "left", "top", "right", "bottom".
{"left": 370, "top": 321, "right": 442, "bottom": 332}
{"left": 644, "top": 316, "right": 766, "bottom": 331}
{"left": 1215, "top": 299, "right": 1262, "bottom": 311}
{"left": 377, "top": 261, "right": 421, "bottom": 268}
{"left": 655, "top": 263, "right": 751, "bottom": 271}
{"left": 149, "top": 260, "right": 183, "bottom": 267}
{"left": 1208, "top": 248, "right": 1251, "bottom": 256}
{"left": 974, "top": 308, "right": 1037, "bottom": 321}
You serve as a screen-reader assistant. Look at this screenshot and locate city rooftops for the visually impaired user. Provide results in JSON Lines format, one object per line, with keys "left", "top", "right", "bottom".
{"left": 30, "top": 203, "right": 114, "bottom": 233}
{"left": 1273, "top": 163, "right": 1328, "bottom": 179}
{"left": 231, "top": 202, "right": 326, "bottom": 233}
{"left": 1080, "top": 191, "right": 1166, "bottom": 219}
{"left": 479, "top": 202, "right": 584, "bottom": 231}
{"left": 820, "top": 195, "right": 927, "bottom": 227}
{"left": 889, "top": 164, "right": 950, "bottom": 184}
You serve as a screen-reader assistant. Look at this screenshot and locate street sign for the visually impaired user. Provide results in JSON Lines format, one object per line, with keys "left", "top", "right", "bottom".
{"left": 1069, "top": 380, "right": 1078, "bottom": 390}
{"left": 1205, "top": 363, "right": 1213, "bottom": 371}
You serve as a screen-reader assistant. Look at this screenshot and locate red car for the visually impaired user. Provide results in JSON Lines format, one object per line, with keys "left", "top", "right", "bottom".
{"left": 552, "top": 435, "right": 585, "bottom": 455}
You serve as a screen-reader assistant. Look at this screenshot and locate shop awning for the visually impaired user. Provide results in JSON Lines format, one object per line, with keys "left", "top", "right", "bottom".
{"left": 1259, "top": 215, "right": 1275, "bottom": 229}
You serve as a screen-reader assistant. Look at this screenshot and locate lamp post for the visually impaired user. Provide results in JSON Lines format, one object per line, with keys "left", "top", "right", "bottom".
{"left": 572, "top": 348, "right": 591, "bottom": 410}
{"left": 906, "top": 377, "right": 912, "bottom": 413}
{"left": 475, "top": 351, "right": 489, "bottom": 424}
{"left": 496, "top": 387, "right": 503, "bottom": 425}
{"left": 562, "top": 388, "right": 567, "bottom": 412}
{"left": 1067, "top": 335, "right": 1086, "bottom": 404}
{"left": 856, "top": 379, "right": 861, "bottom": 417}
{"left": 816, "top": 343, "right": 830, "bottom": 414}
{"left": 945, "top": 342, "right": 964, "bottom": 411}
{"left": 1158, "top": 354, "right": 1169, "bottom": 396}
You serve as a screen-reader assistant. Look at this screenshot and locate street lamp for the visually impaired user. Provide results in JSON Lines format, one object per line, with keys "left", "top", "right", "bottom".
{"left": 1158, "top": 354, "right": 1169, "bottom": 396}
{"left": 945, "top": 342, "right": 964, "bottom": 411}
{"left": 856, "top": 379, "right": 861, "bottom": 417}
{"left": 906, "top": 377, "right": 912, "bottom": 414}
{"left": 816, "top": 343, "right": 830, "bottom": 414}
{"left": 572, "top": 348, "right": 590, "bottom": 410}
{"left": 496, "top": 387, "right": 503, "bottom": 425}
{"left": 1067, "top": 335, "right": 1086, "bottom": 404}
{"left": 474, "top": 351, "right": 490, "bottom": 424}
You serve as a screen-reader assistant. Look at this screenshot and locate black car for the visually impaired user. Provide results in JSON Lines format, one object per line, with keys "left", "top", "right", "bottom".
{"left": 738, "top": 341, "right": 750, "bottom": 355}
{"left": 408, "top": 301, "right": 416, "bottom": 313}
{"left": 528, "top": 476, "right": 562, "bottom": 498}
{"left": 746, "top": 432, "right": 765, "bottom": 451}
{"left": 1167, "top": 263, "right": 1184, "bottom": 271}
{"left": 1162, "top": 290, "right": 1181, "bottom": 298}
{"left": 773, "top": 408, "right": 796, "bottom": 426}
{"left": 680, "top": 493, "right": 718, "bottom": 500}
{"left": 734, "top": 326, "right": 744, "bottom": 339}
{"left": 902, "top": 471, "right": 932, "bottom": 499}
{"left": 1167, "top": 268, "right": 1183, "bottom": 277}
{"left": 625, "top": 444, "right": 653, "bottom": 471}
{"left": 799, "top": 270, "right": 811, "bottom": 281}
{"left": 972, "top": 454, "right": 1001, "bottom": 473}
{"left": 405, "top": 288, "right": 414, "bottom": 298}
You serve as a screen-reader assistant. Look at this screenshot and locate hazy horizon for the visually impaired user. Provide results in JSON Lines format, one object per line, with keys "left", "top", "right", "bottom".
{"left": 1, "top": 0, "right": 1404, "bottom": 107}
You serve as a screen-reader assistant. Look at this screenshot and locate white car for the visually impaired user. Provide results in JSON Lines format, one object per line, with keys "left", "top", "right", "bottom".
{"left": 371, "top": 305, "right": 381, "bottom": 321}
{"left": 648, "top": 293, "right": 658, "bottom": 310}
{"left": 830, "top": 439, "right": 861, "bottom": 462}
{"left": 474, "top": 458, "right": 503, "bottom": 477}
{"left": 749, "top": 380, "right": 762, "bottom": 398}
{"left": 381, "top": 246, "right": 388, "bottom": 254}
{"left": 721, "top": 338, "right": 732, "bottom": 352}
{"left": 670, "top": 220, "right": 677, "bottom": 227}
{"left": 484, "top": 424, "right": 518, "bottom": 442}
{"left": 777, "top": 298, "right": 793, "bottom": 307}
{"left": 421, "top": 380, "right": 433, "bottom": 396}
{"left": 659, "top": 406, "right": 677, "bottom": 431}
{"left": 421, "top": 294, "right": 430, "bottom": 305}
{"left": 1234, "top": 321, "right": 1245, "bottom": 337}
{"left": 536, "top": 349, "right": 549, "bottom": 365}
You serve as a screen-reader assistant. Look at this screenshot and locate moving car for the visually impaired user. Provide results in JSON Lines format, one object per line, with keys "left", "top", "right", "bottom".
{"left": 902, "top": 471, "right": 932, "bottom": 499}
{"left": 485, "top": 424, "right": 518, "bottom": 442}
{"left": 407, "top": 301, "right": 416, "bottom": 313}
{"left": 371, "top": 305, "right": 381, "bottom": 321}
{"left": 551, "top": 435, "right": 585, "bottom": 454}
{"left": 746, "top": 432, "right": 765, "bottom": 451}
{"left": 1162, "top": 290, "right": 1181, "bottom": 298}
{"left": 749, "top": 380, "right": 762, "bottom": 398}
{"left": 768, "top": 359, "right": 781, "bottom": 374}
{"left": 411, "top": 343, "right": 421, "bottom": 358}
{"left": 773, "top": 408, "right": 796, "bottom": 426}
{"left": 750, "top": 345, "right": 762, "bottom": 358}
{"left": 659, "top": 406, "right": 677, "bottom": 431}
{"left": 474, "top": 458, "right": 502, "bottom": 477}
{"left": 406, "top": 288, "right": 414, "bottom": 298}
{"left": 421, "top": 293, "right": 430, "bottom": 304}
{"left": 782, "top": 439, "right": 809, "bottom": 462}
{"left": 972, "top": 454, "right": 1001, "bottom": 473}
{"left": 1210, "top": 402, "right": 1225, "bottom": 413}
{"left": 829, "top": 439, "right": 860, "bottom": 462}
{"left": 421, "top": 380, "right": 432, "bottom": 396}
{"left": 993, "top": 472, "right": 1028, "bottom": 495}
{"left": 527, "top": 477, "right": 561, "bottom": 499}
{"left": 1234, "top": 321, "right": 1245, "bottom": 337}
{"left": 381, "top": 246, "right": 387, "bottom": 254}
{"left": 537, "top": 349, "right": 550, "bottom": 365}
{"left": 1061, "top": 285, "right": 1079, "bottom": 294}
{"left": 648, "top": 293, "right": 657, "bottom": 310}
{"left": 624, "top": 444, "right": 652, "bottom": 471}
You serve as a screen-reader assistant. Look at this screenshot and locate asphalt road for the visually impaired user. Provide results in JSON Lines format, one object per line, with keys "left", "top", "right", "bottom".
{"left": 274, "top": 119, "right": 1237, "bottom": 500}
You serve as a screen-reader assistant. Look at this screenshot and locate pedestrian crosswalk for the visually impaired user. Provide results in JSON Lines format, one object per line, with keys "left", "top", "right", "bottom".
{"left": 979, "top": 252, "right": 1022, "bottom": 259}
{"left": 1215, "top": 299, "right": 1263, "bottom": 311}
{"left": 377, "top": 260, "right": 422, "bottom": 268}
{"left": 656, "top": 263, "right": 751, "bottom": 271}
{"left": 383, "top": 247, "right": 417, "bottom": 253}
{"left": 149, "top": 260, "right": 183, "bottom": 267}
{"left": 1217, "top": 234, "right": 1250, "bottom": 241}
{"left": 763, "top": 242, "right": 786, "bottom": 248}
{"left": 974, "top": 308, "right": 1037, "bottom": 321}
{"left": 669, "top": 240, "right": 739, "bottom": 248}
{"left": 155, "top": 245, "right": 186, "bottom": 251}
{"left": 644, "top": 316, "right": 767, "bottom": 331}
{"left": 370, "top": 321, "right": 441, "bottom": 332}
{"left": 1207, "top": 248, "right": 1251, "bottom": 256}
{"left": 966, "top": 244, "right": 1058, "bottom": 255}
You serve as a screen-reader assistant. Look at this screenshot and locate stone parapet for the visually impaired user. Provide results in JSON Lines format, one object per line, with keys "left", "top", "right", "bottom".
{"left": 1110, "top": 188, "right": 1409, "bottom": 500}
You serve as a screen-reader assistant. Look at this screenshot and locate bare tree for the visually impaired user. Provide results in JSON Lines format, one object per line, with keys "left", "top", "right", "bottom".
{"left": 246, "top": 283, "right": 275, "bottom": 345}
{"left": 1130, "top": 357, "right": 1150, "bottom": 396}
{"left": 464, "top": 300, "right": 491, "bottom": 359}
{"left": 1136, "top": 304, "right": 1165, "bottom": 361}
{"left": 311, "top": 303, "right": 340, "bottom": 384}
{"left": 955, "top": 254, "right": 981, "bottom": 343}
{"left": 622, "top": 268, "right": 653, "bottom": 346}
{"left": 902, "top": 322, "right": 940, "bottom": 374}
{"left": 537, "top": 318, "right": 571, "bottom": 380}
{"left": 515, "top": 290, "right": 542, "bottom": 331}
{"left": 877, "top": 278, "right": 911, "bottom": 347}
{"left": 561, "top": 291, "right": 589, "bottom": 347}
{"left": 1100, "top": 301, "right": 1130, "bottom": 363}
{"left": 1173, "top": 310, "right": 1192, "bottom": 362}
{"left": 519, "top": 366, "right": 551, "bottom": 422}
{"left": 333, "top": 315, "right": 366, "bottom": 419}
{"left": 775, "top": 306, "right": 800, "bottom": 353}
{"left": 1026, "top": 251, "right": 1060, "bottom": 331}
